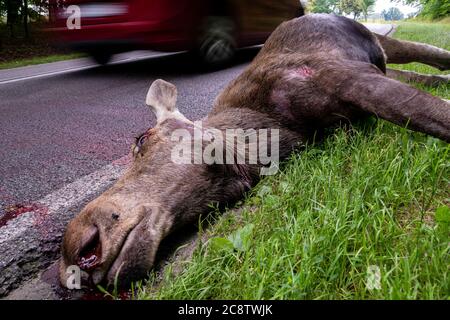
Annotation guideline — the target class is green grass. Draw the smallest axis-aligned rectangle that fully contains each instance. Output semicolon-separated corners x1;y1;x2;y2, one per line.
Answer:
134;22;450;300
0;52;85;70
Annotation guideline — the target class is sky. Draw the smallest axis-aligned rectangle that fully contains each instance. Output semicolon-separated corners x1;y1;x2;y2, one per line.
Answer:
373;0;419;15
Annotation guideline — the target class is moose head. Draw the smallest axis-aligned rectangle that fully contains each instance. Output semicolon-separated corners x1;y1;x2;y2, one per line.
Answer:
59;79;280;287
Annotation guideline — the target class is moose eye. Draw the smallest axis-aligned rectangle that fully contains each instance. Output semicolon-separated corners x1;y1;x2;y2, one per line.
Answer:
132;131;151;157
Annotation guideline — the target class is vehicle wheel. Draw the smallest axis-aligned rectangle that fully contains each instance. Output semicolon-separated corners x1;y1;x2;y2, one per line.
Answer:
91;52;112;65
296;4;305;17
197;16;236;68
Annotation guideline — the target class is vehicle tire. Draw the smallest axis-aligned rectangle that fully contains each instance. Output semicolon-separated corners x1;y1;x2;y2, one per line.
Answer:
90;52;112;65
196;16;236;68
296;4;306;17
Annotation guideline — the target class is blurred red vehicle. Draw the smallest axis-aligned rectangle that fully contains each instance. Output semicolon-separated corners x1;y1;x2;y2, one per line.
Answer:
50;0;303;66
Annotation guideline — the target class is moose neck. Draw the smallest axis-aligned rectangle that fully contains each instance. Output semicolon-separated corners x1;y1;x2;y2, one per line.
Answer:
204;107;278;131
203;107;305;167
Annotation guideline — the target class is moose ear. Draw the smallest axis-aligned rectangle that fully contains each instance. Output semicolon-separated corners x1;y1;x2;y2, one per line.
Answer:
146;79;192;125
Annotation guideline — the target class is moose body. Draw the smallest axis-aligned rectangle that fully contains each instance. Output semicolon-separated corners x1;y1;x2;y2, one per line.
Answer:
60;14;450;288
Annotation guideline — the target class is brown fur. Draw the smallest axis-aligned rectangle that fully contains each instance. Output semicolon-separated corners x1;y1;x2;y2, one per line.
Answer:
60;14;450;288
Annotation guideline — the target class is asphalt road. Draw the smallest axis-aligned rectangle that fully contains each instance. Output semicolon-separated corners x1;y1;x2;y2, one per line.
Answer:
0;51;257;216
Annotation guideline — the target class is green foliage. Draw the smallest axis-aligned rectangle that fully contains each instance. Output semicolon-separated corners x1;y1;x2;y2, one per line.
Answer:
209;224;255;253
400;0;450;19
435;206;450;237
311;0;449;20
0;52;84;70
359;0;376;19
310;0;375;20
340;0;364;18
228;224;255;252
421;0;450;19
310;0;340;14
1;0;55;38
435;206;450;223
209;237;235;252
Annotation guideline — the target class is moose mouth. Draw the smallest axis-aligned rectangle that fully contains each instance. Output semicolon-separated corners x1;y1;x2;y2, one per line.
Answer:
77;230;102;272
77;218;146;286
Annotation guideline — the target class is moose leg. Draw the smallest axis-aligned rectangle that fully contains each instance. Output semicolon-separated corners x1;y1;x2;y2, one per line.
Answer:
386;68;450;87
315;61;450;142
375;34;450;71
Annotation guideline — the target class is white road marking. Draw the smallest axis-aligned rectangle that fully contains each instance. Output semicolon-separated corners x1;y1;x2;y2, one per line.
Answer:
0;52;177;85
0;65;96;85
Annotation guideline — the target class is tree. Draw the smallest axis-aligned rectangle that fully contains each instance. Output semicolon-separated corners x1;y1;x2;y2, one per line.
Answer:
310;0;341;14
5;0;22;37
1;0;65;38
339;0;364;19
23;0;28;37
311;0;376;20
382;7;405;20
398;0;449;19
359;0;375;21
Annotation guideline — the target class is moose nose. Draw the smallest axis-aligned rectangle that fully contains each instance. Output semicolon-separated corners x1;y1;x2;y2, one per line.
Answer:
77;226;102;272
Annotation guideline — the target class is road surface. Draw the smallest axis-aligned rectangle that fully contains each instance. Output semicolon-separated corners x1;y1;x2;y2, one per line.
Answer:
0;51;252;216
0;24;394;299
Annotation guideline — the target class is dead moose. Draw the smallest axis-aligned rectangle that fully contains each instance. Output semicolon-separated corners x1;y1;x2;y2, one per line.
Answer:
60;14;450;289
